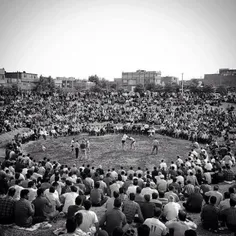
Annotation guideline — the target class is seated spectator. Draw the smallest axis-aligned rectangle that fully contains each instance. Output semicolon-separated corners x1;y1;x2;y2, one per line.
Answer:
90;181;108;206
182;180;194;198
60;185;79;214
201;196;219;232
14;189;35;227
166;210;197;236
163;195;181;221
100;198;127;236
27;180;37;202
67;195;84;219
106;191;120;212
205;185;223;207
158;192;168;205
122;192;144;224
76;200;99;234
144;207;168;236
185;229;197;236
220;199;236;235
134;187;144;203
32;188;51;222
224;165;235;183
63;217;78;235
150;192;162;208
164;185;179;202
140;194;155;220
75;211;93;235
0;187;16;224
183;186;203;213
219;192;230;211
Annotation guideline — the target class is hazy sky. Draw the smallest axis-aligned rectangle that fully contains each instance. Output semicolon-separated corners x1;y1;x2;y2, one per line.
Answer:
0;0;235;80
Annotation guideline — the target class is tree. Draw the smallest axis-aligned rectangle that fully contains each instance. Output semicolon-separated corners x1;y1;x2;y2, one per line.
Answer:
88;75;99;85
134;84;145;94
145;83;156;92
33;76;55;94
202;84;214;94
216;86;227;95
90;84;103;93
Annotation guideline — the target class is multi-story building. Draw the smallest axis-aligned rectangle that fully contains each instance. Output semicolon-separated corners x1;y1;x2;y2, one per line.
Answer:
204;68;236;87
115;70;162;91
55;77;76;90
0;68;7;86
161;76;179;86
5;71;38;90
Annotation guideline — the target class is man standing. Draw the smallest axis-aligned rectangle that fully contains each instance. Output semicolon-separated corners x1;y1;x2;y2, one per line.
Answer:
75;140;79;159
151;138;159;155
129;136;136;150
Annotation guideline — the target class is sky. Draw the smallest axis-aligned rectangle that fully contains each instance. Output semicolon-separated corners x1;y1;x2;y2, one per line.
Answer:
0;0;235;80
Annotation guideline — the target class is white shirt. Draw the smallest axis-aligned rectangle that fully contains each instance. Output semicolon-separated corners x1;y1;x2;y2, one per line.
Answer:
122;134;128;141
141;187;158;198
126;185;138;196
76;209;98;233
144;218;167;236
163;202;181;221
62;192;79;213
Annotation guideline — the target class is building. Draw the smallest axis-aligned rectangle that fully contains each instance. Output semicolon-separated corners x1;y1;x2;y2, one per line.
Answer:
55;77;77;90
5;71;38;90
204;68;236;87
160;76;179;86
115;70;162;91
0;68;7;86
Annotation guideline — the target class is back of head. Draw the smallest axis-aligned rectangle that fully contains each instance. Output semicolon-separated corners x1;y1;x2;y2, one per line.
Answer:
113;191;119;198
152;192;158;199
230;199;236;207
129;192;135;201
20;189;29;198
136;187;141;194
71;185;78;192
66;217;77;233
112;227;124;236
168;195;174;202
83;200;92;210
114;198;122;208
185;230;197;236
210;196;217;205
133;179;138;186
8;187;16;197
75;195;83;206
37;188;44;197
137;224;150;236
144;194;150;202
214;185;219;191
178;210;187;221
153;207;162;218
75;212;83;227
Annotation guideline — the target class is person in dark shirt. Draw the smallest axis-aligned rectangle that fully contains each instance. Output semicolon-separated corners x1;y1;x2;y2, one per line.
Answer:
67;195;84;219
220;199;236;234
140;194;155;220
0;188;16;224
183;186;203;213
201;196;219;232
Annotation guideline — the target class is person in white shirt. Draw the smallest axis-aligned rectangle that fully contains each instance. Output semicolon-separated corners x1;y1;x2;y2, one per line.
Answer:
60;185;79;213
159;160;167;171
163;195;181;221
27;181;37;202
141;182;158;199
75;200;99;233
126;179;139;196
121;134;128;150
144;207;168;236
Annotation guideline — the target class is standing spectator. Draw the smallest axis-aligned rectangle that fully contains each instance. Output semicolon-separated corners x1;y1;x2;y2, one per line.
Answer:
75;140;80;159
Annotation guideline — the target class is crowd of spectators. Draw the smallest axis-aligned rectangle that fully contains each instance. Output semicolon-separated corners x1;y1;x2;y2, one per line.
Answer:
1;91;236;146
0;138;236;236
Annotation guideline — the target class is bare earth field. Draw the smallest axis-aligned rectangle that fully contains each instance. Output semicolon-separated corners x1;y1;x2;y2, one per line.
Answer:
20;133;234;236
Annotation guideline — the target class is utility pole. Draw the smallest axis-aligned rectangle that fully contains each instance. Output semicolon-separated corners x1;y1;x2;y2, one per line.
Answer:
181;73;184;95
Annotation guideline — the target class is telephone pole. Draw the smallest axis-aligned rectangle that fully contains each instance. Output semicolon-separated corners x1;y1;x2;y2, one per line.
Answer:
181;73;184;95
